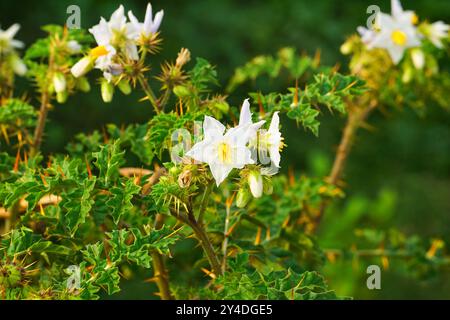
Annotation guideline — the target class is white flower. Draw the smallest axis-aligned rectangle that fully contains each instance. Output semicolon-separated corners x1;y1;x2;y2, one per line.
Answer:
128;3;164;38
89;5;139;61
0;23;24;54
231;99;265;144
427;21;449;49
390;0;418;25
186;116;256;186
357;26;377;45
367;12;420;64
258;112;282;168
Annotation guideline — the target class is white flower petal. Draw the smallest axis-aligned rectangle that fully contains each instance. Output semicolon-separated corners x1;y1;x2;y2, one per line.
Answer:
5;24;20;39
151;10;164;34
209;163;233;186
203;116;226;139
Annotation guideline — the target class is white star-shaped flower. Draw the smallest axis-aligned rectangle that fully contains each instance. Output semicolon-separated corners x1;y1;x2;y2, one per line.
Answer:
186;114;259;187
258;112;283;168
427;21;449;49
0;23;24;54
128;3;164;39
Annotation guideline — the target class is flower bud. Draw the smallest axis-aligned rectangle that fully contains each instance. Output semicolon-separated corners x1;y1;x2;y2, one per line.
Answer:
214;101;230;113
101;80;114;103
236;187;251;208
56;91;68;104
176;48;191;68
263;178;273;195
53;72;67;93
117;79;132;95
178;170;192;188
340;41;353;55
402;66;413;83
411;49;425;70
173;85;191;98
248;170;263;198
76;77;91;92
71;56;94;78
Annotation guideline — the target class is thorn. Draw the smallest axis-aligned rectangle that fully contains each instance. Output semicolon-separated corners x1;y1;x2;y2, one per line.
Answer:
293;79;299;106
313;49;321;66
201;268;216;279
282;216;290;228
1;125;10;145
381;256;389;270
144;276;158;283
254;227;262;245
288;166;295;186
13;148;21;172
39;203;45;216
225;192;236;209
257;93;265;118
265;227;271;241
40;174;48;186
225;221;238;237
85;157;92;179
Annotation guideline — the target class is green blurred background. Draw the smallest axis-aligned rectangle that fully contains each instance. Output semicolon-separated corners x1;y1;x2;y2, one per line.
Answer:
1;0;449;299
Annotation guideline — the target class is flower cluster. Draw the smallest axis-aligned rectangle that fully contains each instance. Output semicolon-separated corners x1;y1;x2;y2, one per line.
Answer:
71;3;163;102
0;23;27;76
186;99;283;203
357;0;449;65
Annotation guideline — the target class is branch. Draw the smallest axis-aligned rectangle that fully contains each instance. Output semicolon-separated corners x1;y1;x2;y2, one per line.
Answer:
312;99;377;232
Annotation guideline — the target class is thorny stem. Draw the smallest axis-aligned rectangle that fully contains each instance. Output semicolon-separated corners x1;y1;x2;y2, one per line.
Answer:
171;206;222;277
31;90;50;156
151;214;174;300
188;217;223;277
138;76;161;114
197;183;213;225
31;41;55;156
312;99;377;232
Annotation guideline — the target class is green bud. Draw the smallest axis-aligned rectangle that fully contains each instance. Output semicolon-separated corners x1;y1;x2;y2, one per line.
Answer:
101;80;114;103
263;178;273;195
214;101;230;113
402;66;413;84
118;79;132;95
236;187;251;208
76;77;91;92
56;91;68;104
173;85;191;98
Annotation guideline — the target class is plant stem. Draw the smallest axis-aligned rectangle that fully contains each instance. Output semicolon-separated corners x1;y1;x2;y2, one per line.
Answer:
151;213;174;300
197;184;213;225
313;99;377;231
138;76;160;114
31;90;50;156
187;216;223;277
31;41;55;156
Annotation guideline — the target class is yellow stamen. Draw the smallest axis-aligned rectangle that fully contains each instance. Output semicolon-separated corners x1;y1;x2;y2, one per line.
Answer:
411;13;419;25
391;30;407;46
90;45;109;58
218;142;232;164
